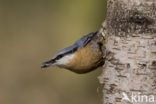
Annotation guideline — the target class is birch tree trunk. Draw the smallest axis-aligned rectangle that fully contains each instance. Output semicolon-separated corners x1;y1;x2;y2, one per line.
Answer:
98;0;156;104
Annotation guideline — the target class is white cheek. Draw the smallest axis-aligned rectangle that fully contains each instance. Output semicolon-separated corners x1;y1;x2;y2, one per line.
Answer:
56;54;75;65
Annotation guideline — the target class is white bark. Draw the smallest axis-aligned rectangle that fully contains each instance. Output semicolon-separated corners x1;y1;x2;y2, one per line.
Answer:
98;0;156;104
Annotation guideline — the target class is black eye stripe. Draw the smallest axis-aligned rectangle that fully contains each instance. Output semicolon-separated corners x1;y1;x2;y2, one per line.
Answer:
58;55;62;58
55;47;78;60
56;55;63;60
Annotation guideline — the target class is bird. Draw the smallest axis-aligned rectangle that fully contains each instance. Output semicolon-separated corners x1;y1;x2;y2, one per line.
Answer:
41;31;104;74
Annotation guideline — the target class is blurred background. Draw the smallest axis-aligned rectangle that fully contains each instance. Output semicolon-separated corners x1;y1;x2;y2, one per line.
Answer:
0;0;106;104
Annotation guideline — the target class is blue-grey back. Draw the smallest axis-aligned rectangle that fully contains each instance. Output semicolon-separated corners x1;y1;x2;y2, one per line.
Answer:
52;32;97;59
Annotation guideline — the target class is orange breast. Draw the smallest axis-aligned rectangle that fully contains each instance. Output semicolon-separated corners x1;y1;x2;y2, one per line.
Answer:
67;44;102;73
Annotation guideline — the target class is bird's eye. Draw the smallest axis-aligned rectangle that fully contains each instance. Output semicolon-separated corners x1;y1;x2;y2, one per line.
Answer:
57;54;63;59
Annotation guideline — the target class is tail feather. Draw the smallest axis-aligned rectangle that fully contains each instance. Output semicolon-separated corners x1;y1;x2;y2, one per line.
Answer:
41;59;55;68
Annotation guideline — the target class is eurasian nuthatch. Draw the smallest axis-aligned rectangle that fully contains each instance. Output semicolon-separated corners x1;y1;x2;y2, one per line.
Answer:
41;31;104;74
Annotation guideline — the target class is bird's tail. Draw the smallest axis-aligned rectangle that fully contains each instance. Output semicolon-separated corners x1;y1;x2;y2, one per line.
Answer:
41;59;56;68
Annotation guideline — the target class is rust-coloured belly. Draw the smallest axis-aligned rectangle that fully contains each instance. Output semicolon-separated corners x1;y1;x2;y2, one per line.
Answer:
66;44;103;73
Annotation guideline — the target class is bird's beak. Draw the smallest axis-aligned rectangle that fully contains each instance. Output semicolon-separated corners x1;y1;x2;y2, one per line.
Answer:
41;59;56;68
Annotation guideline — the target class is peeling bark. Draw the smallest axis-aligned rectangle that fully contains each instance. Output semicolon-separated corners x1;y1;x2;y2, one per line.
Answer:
98;0;156;104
